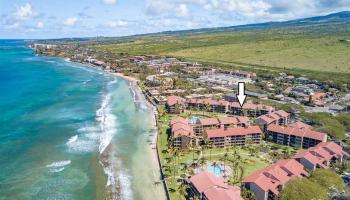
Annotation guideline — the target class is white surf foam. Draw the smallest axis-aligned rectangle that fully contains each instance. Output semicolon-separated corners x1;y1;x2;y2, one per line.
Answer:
119;169;133;200
66;130;97;153
49;167;65;173
67;135;78;144
46;160;71;168
96;92;117;154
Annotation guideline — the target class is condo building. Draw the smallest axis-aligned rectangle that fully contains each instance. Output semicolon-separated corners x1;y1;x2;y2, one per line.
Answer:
242;159;309;200
189;171;243;200
266;124;327;148
205;126;263;148
293;141;349;170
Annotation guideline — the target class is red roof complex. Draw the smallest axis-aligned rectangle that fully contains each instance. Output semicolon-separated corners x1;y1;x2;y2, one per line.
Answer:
186;97;275;117
189;171;243;200
206;126;262;138
242;159;309;200
293;142;349;170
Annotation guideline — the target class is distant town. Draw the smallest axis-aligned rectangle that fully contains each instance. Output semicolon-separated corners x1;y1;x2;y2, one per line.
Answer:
31;42;350;200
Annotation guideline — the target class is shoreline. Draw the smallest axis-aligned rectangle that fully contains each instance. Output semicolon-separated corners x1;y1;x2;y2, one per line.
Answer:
60;55;167;199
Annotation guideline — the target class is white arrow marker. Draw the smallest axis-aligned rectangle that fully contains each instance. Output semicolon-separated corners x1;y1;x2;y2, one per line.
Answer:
237;82;247;107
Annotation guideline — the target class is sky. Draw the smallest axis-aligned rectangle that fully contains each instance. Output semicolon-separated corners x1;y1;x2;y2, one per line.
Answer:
1;0;350;39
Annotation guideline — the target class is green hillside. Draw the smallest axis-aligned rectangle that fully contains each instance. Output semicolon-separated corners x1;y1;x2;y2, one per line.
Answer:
89;12;350;84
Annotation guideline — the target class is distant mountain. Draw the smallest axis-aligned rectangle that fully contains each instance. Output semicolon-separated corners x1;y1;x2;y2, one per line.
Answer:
37;11;350;43
156;11;350;36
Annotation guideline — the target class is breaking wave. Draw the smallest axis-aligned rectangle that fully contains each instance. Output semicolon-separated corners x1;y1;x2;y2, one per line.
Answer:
46;160;71;168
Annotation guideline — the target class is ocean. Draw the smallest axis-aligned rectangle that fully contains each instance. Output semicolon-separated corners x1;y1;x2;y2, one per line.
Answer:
0;40;164;200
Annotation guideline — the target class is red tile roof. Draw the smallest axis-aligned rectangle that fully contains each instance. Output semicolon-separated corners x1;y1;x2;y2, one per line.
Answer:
257;110;290;124
199;118;220;126
190;171;243;200
267;124;327;141
287;121;313;130
230;102;274;111
170;117;188;126
242;159;308;195
293;142;348;167
218;116;249;126
206;126;262;138
167;96;185;106
171;117;194;138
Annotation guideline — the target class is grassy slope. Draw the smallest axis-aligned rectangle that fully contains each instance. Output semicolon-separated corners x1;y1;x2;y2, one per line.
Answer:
91;24;350;82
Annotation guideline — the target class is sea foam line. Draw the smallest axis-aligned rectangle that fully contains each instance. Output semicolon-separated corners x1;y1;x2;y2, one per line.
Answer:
96;92;117;154
46;160;71;168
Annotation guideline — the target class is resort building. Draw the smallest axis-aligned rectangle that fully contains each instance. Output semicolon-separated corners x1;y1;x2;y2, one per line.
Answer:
185;97;274;117
171;116;250;147
293;142;349;171
188;171;243;200
192;116;250;136
266;124;327;148
228;102;274;117
205;126;263;148
171;117;195;148
256;110;291;131
166;96;186;114
186;98;228;113
242;159;309;200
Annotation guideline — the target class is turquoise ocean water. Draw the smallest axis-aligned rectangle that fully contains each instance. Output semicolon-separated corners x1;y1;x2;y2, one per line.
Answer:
0;40;163;200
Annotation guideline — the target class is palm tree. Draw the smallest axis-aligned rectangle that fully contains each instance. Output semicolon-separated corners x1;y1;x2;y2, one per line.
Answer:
199;156;207;170
187;143;195;163
178;178;188;200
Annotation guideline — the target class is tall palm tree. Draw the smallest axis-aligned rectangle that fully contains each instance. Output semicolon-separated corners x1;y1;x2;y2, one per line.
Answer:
178;178;188;200
199;156;207;170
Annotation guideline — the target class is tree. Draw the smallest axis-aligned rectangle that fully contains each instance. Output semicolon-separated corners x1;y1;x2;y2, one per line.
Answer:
241;187;257;200
280;178;328;200
309;169;345;192
178;179;188;200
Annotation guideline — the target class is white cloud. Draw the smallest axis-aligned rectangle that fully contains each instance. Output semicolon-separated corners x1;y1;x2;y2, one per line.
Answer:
5;22;20;30
177;4;190;18
145;0;174;15
106;20;128;28
64;17;78;26
103;0;117;5
37;22;44;28
14;3;37;20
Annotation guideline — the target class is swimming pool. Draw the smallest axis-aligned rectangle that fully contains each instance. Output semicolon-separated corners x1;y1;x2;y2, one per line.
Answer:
207;164;222;177
188;116;200;124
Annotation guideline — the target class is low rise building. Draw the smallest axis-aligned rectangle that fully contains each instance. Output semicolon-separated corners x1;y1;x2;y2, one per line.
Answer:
171;117;195;148
256;110;291;131
267;124;327;148
192;116;250;136
189;171;243;200
293;142;349;171
242;159;309;200
205;126;263;147
166;96;186;114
